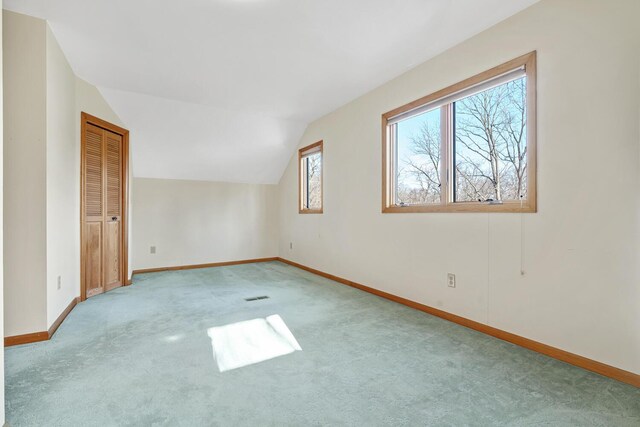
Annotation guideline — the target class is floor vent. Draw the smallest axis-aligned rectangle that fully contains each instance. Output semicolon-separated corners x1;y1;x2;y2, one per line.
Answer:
244;296;269;302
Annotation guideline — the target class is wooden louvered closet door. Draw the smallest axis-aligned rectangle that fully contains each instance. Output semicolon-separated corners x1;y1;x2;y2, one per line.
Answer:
83;123;124;298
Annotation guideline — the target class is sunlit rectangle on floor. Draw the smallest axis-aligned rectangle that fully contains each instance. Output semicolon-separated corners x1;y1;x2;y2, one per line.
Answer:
207;314;302;372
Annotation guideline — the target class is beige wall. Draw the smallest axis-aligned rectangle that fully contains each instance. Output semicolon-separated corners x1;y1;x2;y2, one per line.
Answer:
3;11;47;336
3;11;128;336
75;78;124;128
46;24;78;326
277;0;640;374
132;178;278;271
1;3;5;424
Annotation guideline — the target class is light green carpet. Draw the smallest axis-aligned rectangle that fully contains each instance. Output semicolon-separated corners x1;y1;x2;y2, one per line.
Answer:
5;261;640;426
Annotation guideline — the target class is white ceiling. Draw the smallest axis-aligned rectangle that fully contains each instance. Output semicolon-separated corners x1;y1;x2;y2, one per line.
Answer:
5;0;538;184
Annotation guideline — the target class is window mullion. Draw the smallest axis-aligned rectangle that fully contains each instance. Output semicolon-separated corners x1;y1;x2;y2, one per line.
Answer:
441;104;453;206
449;102;454;205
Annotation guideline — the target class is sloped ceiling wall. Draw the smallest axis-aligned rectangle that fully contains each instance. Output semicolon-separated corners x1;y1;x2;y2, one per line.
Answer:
4;0;538;184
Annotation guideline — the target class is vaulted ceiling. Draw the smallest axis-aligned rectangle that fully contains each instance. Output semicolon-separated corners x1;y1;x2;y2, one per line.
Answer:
4;0;538;184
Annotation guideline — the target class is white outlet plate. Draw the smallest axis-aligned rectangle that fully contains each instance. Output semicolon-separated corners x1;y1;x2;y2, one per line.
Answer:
447;273;456;288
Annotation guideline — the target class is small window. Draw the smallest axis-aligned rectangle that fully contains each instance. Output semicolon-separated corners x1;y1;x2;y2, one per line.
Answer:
299;141;323;214
383;52;536;213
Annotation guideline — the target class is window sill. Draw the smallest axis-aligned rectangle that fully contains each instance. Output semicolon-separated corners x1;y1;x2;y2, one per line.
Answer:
382;202;536;214
299;209;323;214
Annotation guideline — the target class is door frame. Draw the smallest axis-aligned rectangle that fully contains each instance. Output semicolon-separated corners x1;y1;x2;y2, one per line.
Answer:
80;112;130;301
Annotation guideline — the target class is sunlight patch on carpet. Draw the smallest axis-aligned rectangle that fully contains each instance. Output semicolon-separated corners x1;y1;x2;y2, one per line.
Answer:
207;315;302;372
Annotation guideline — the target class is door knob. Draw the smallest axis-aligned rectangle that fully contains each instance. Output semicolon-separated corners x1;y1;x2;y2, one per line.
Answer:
112;216;117;221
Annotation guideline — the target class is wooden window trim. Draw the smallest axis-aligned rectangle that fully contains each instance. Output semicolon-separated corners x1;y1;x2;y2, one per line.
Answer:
80;112;130;300
382;51;537;213
298;140;323;214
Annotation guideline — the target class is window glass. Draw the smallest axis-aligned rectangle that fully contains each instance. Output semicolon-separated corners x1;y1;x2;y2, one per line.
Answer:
304;152;322;210
454;77;527;202
299;141;323;213
395;108;441;205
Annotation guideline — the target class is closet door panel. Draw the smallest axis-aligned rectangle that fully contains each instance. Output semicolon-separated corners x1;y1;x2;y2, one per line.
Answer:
103;130;123;290
85;222;103;297
83;123;105;297
82;121;125;298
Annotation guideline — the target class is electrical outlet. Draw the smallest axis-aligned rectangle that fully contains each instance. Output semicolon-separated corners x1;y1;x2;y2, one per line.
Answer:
447;273;456;288
150;246;156;254
57;276;62;290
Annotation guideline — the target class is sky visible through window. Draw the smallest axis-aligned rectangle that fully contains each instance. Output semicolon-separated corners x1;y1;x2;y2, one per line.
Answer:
396;108;441;204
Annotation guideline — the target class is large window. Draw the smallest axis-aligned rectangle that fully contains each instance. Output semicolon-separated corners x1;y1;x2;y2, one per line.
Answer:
299;141;323;213
382;52;536;213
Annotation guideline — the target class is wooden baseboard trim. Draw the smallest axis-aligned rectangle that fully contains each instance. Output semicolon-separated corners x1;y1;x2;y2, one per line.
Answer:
5;296;80;347
48;297;80;339
276;257;639;388
132;257;278;276
4;331;50;347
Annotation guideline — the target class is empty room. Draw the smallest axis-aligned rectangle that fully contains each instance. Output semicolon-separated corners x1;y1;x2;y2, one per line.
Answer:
1;0;639;425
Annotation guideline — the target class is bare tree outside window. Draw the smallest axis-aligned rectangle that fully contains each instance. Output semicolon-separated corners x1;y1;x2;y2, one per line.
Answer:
396;77;526;205
383;52;536;213
305;152;322;209
299;140;323;213
396;108;441;205
454;77;527;202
